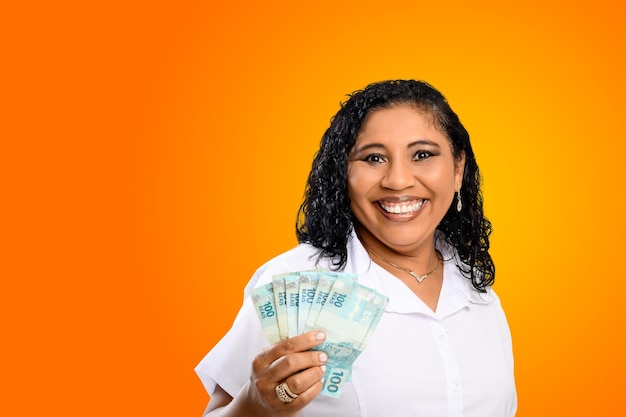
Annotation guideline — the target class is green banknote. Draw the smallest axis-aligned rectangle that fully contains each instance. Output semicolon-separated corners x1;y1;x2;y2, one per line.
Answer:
312;277;388;397
250;270;388;398
271;273;289;340
304;272;356;332
297;272;319;335
249;283;280;344
284;274;300;338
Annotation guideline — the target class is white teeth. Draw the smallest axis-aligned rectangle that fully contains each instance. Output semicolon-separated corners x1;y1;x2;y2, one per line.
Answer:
380;200;424;214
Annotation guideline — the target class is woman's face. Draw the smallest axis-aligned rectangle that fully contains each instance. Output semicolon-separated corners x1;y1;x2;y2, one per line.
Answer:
347;105;465;255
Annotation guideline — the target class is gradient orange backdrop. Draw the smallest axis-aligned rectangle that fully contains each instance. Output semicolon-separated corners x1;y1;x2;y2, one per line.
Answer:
3;1;625;415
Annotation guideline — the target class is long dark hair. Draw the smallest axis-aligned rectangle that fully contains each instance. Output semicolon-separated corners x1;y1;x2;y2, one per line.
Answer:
296;80;494;292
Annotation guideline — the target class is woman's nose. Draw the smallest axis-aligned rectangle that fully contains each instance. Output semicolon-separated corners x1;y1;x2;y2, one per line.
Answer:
380;160;416;190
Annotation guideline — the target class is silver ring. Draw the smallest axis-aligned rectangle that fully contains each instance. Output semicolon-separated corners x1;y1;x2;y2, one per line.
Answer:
275;381;298;403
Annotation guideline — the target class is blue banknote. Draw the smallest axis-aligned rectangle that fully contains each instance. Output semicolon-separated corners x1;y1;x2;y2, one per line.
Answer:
249;283;281;344
251;270;388;398
312;277;388;397
271;273;289;340
297;272;319;334
284;274;300;338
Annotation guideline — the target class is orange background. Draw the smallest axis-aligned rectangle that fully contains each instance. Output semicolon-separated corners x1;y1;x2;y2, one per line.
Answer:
3;1;625;415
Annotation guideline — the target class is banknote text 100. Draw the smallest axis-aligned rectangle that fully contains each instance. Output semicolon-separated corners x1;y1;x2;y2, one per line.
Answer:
302;288;315;303
326;370;345;393
259;301;275;318
331;293;347;308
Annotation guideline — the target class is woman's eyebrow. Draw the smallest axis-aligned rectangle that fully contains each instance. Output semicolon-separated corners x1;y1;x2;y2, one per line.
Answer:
354;139;441;154
352;143;385;154
408;139;441;148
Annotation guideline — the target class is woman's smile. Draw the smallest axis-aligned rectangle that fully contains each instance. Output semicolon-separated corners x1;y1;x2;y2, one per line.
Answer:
377;198;426;217
347;104;464;253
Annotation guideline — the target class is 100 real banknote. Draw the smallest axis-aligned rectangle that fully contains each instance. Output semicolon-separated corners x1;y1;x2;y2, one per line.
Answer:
250;271;388;398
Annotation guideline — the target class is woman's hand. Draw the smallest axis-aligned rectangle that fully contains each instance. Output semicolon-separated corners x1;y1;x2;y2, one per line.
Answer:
247;330;328;416
205;331;328;417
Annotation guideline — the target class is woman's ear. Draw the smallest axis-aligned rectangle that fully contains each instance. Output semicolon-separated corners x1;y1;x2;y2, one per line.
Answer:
455;151;466;191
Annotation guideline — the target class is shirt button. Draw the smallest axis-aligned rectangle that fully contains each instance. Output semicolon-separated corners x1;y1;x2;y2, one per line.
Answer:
439;333;447;342
453;382;460;393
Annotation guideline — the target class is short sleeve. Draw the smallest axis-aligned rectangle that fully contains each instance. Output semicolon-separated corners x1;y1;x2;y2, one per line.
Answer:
194;297;269;397
194;248;318;397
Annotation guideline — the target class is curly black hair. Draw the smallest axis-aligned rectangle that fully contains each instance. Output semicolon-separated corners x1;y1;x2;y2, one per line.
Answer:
296;80;494;292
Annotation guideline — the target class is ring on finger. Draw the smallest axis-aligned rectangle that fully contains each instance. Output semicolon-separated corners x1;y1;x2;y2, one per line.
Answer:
275;381;298;403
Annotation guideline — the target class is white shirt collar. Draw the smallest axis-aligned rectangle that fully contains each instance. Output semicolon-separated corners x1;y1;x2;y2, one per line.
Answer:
344;229;495;318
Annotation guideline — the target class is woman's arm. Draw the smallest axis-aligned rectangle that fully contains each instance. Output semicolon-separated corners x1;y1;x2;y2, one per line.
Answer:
202;385;232;416
203;331;328;417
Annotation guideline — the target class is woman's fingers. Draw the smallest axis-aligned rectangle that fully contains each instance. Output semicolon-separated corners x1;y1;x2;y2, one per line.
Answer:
261;331;326;364
250;330;328;410
266;364;326;411
253;348;327;386
264;349;327;385
283;362;327;396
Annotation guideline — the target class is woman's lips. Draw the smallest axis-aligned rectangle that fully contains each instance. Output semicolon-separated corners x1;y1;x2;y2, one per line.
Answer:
377;199;425;214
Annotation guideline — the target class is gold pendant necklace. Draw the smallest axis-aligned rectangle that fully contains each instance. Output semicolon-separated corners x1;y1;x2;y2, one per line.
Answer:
367;248;441;283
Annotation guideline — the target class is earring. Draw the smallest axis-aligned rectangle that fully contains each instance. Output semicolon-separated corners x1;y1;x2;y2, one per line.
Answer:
456;191;462;212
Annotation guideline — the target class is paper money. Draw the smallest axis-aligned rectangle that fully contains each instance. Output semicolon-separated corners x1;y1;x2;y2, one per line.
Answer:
312;278;387;397
303;272;335;332
249;283;281;344
317;347;359;397
360;290;389;347
304;272;356;332
271;274;289;340
284;274;300;338
251;270;388;398
297;272;318;334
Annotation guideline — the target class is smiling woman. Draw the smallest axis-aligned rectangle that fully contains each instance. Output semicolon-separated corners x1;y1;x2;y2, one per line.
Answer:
347;106;465;310
195;80;516;417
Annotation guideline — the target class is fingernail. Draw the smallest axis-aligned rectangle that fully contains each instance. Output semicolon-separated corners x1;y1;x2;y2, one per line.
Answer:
319;352;328;362
315;331;326;341
320;364;327;373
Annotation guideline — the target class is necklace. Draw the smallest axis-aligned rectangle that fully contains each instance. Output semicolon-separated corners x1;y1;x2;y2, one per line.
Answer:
367;248;441;283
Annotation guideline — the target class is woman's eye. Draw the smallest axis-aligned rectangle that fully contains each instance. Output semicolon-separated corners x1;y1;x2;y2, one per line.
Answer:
414;150;433;160
364;154;386;164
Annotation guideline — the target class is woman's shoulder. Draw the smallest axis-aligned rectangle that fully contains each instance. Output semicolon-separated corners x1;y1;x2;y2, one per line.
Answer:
243;242;328;297
258;242;325;275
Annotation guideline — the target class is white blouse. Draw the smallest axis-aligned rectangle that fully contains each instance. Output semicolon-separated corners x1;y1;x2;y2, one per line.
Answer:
196;233;517;417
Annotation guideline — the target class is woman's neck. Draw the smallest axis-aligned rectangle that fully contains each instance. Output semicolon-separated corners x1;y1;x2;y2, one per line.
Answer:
355;225;439;270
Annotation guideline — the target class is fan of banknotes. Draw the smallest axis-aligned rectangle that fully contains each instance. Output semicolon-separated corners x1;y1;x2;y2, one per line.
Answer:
250;271;389;398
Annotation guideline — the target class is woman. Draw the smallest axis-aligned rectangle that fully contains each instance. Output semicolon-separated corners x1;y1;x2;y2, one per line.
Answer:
196;80;517;416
